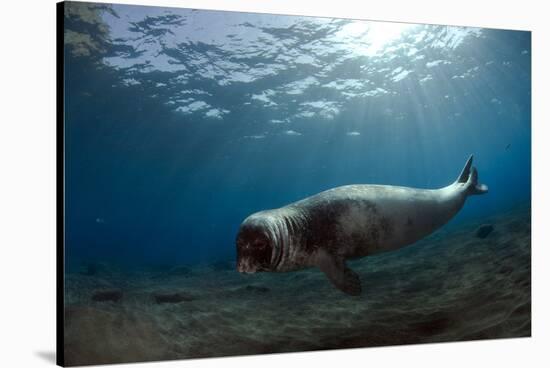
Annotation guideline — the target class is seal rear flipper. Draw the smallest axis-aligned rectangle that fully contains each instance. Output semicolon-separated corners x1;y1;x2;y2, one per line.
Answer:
317;251;362;296
467;167;489;195
456;154;473;184
456;155;488;195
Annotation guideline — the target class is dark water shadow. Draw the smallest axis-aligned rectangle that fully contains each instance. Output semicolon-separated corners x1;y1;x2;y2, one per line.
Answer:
35;351;56;364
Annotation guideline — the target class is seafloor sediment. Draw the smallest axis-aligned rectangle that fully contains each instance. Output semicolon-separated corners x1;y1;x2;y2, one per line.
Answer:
64;206;531;366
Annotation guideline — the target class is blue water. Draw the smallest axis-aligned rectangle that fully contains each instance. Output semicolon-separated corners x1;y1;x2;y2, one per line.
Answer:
63;2;531;270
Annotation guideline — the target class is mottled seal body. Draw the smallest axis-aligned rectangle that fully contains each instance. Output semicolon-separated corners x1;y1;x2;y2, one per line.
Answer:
236;155;488;295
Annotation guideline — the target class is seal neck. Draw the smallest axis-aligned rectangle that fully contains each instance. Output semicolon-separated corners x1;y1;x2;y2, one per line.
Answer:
264;206;307;272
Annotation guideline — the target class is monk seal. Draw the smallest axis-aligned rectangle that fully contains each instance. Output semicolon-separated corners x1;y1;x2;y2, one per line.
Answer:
236;155;488;295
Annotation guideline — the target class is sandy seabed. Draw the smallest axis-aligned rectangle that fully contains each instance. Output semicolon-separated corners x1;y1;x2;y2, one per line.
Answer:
63;206;531;366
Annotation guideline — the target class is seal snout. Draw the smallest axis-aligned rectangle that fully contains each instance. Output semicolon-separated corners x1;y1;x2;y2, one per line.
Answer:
236;258;259;274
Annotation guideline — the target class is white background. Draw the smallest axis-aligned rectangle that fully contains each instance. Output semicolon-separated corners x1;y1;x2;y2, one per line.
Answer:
0;0;548;367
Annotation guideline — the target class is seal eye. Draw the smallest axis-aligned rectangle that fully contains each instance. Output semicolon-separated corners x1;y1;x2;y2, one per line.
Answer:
254;239;267;249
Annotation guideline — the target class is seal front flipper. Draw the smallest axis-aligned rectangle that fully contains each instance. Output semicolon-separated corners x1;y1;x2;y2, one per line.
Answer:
316;250;362;296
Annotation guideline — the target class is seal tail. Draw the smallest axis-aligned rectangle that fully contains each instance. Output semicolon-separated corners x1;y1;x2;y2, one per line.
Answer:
456;154;489;195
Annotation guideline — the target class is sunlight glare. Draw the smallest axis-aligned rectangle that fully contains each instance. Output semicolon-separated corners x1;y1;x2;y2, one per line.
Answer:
340;21;415;56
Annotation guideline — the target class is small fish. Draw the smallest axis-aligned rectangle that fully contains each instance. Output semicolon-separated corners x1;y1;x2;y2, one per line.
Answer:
505;143;511;150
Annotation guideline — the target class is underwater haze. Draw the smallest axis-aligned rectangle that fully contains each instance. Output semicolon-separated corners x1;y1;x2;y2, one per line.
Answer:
62;2;531;365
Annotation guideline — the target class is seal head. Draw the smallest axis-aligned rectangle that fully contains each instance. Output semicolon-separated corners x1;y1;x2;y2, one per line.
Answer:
236;212;281;273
